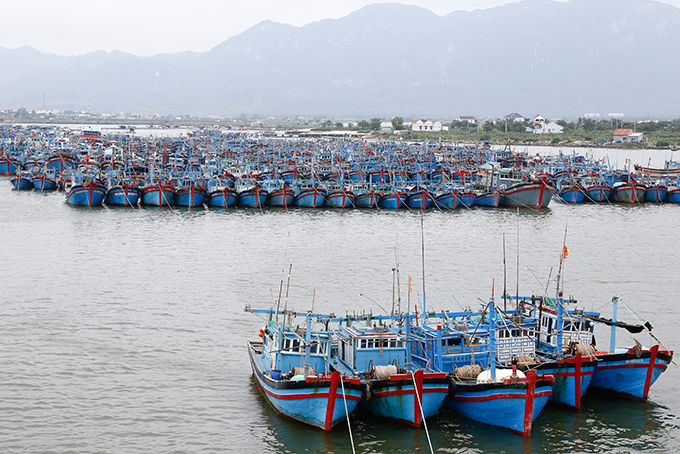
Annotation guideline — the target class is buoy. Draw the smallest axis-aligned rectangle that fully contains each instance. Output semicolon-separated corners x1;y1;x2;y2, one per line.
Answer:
258;327;264;338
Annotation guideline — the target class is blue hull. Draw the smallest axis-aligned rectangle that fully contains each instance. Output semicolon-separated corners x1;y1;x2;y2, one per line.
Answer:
378;192;404;210
207;188;237;208
266;188;295;207
325;190;354;208
609;184;645;204
666;188;680;203
106;186;140;206
501;182;552;209
361;371;449;427
644;186;667;203
457;191;475;207
444;372;553;436
559;187;586;204
0;158;23;175
141;184;176;207
293;188;326;208
474;191;501;207
590;346;672;400
405;190;435;210
532;355;597;409
586;184;612;202
248;341;363;430
66;182;107;207
32;176;59;192
435;192;459;210
175;186;206;207
11;176;34;190
354;191;379;208
237;187;268;208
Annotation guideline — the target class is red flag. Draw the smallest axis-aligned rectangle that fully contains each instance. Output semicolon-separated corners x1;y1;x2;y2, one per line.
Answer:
562;245;569;259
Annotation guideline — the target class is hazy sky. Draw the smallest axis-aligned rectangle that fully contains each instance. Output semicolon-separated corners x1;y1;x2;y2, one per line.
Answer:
3;0;680;56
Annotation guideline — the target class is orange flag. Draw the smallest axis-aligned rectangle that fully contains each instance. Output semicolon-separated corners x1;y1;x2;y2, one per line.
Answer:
562;245;569;259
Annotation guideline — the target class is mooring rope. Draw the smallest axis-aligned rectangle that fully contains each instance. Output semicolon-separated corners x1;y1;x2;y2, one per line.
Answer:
340;377;356;454
412;372;435;454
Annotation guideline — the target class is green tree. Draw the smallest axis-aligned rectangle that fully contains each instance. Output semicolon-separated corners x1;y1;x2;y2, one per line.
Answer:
335;122;344;129
358;120;370;129
370;118;381;131
391;117;404;130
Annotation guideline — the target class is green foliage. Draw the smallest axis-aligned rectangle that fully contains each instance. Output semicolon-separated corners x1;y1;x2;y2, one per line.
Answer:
370;118;381;131
357;120;370;129
391;117;404;130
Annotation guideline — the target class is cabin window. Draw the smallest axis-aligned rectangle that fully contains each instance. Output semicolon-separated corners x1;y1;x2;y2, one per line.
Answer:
360;339;367;349
512;329;520;337
292;339;300;352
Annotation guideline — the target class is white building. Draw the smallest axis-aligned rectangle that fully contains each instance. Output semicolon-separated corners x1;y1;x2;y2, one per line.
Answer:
532;121;564;134
411;119;443;132
613;128;644;143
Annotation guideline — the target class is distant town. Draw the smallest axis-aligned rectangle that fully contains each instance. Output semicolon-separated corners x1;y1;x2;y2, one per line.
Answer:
2;108;678;148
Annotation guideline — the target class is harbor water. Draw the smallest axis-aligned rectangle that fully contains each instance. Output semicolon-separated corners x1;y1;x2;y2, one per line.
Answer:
0;179;678;453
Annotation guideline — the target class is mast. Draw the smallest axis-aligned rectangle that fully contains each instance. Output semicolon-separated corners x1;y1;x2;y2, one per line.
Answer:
610;296;618;354
555;227;568;359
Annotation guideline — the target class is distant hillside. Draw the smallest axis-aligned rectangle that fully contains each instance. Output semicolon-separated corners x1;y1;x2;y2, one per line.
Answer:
1;0;679;119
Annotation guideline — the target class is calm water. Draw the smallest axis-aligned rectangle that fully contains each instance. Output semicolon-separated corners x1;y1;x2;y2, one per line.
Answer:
0;181;678;453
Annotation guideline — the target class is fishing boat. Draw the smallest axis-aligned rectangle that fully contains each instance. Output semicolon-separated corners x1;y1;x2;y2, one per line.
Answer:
473;190;502;208
245;307;364;430
236;182;267;208
141;181;176;207
404;187;435;210
557;181;586;204
353;184;380;208
207;186;237;209
456;190;476;208
410;296;554;436
65;180;107;207
11;172;34;190
377;190;405;210
264;179;295;208
32;170;59;192
331;321;450;427
643;183;668;203
500;181;552;209
0;155;23;175
174;182;207;208
434;189;459;210
586;296;673;401
292;183;326;208
105;182;141;206
609;181;646;204
666;186;680;204
324;185;355;208
585;183;612;203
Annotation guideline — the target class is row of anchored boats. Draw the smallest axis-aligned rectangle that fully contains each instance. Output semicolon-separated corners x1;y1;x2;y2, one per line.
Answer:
2;125;679;210
245;266;672;438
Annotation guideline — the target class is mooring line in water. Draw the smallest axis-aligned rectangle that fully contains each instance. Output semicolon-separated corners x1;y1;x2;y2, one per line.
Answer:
340;377;356;454
412;372;434;454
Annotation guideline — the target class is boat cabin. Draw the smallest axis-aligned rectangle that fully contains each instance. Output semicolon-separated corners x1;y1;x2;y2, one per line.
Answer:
334;325;407;372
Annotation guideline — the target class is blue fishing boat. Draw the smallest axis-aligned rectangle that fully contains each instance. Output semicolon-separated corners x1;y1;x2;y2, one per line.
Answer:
207;187;237;209
410;296;553;436
65;180;107;207
587;296;673;400
141;182;176;207
236;182;267;208
32;171;59;192
46;154;76;173
245;307;364;430
265;186;295;208
473;190;501;208
377;190;405;210
457;190;476;208
500;181;552;209
353;185;380;208
11;172;34;190
643;184;667;203
325;186;354;208
557;182;586;204
293;184;326;208
0;155;23;175
175;183;206;208
106;183;140;206
434;190;459;210
666;187;680;203
444;296;553;436
368;168;390;184
404;187;435;210
331;322;450;427
609;181;645;204
585;183;612;203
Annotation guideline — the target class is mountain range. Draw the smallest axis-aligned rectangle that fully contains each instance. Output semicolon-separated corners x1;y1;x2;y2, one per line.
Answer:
2;0;679;120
